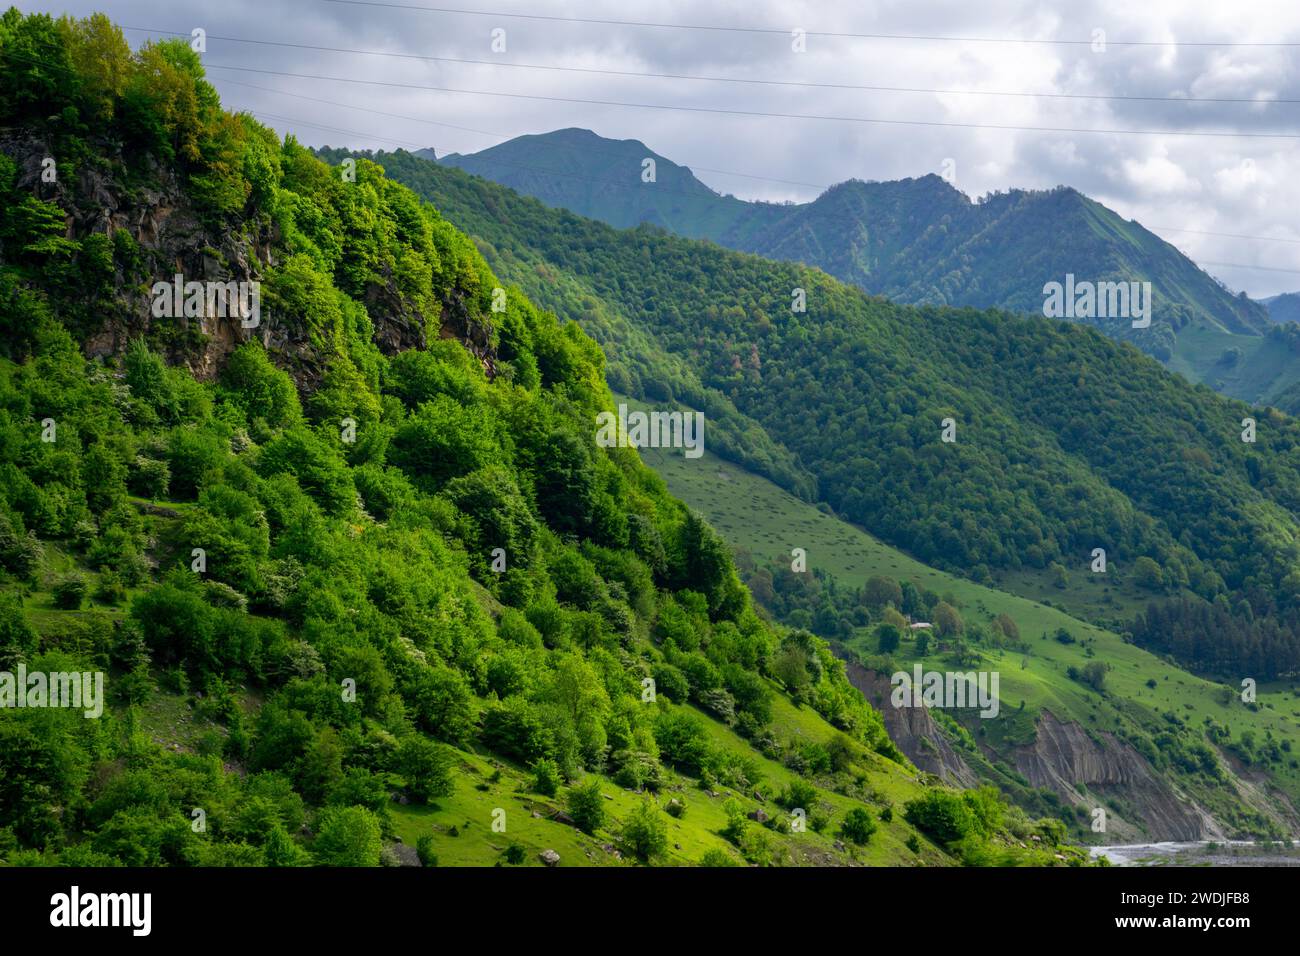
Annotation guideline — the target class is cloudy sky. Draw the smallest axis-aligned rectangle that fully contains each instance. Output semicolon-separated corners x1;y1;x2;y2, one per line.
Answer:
21;0;1300;296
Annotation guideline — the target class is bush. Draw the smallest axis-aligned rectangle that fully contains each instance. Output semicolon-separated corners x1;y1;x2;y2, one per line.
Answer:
0;513;42;578
502;842;526;865
698;847;739;867
130;456;171;498
777;779;818;812
876;622;901;654
531;758;561;797
415;834;438;867
566;780;606;834
840;806;878;845
616;800;668;863
650;662;689;703
312;806;383;866
904;790;976;845
52;574;88;609
396;736;454;803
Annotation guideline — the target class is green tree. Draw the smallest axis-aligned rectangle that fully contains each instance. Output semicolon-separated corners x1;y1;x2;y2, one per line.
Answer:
840;806;878;845
875;622;902;654
932;601;963;638
1134;556;1164;591
566;780;606;834
863;575;903;609
397;735;454;803
616;800;668;863
312;806;383;866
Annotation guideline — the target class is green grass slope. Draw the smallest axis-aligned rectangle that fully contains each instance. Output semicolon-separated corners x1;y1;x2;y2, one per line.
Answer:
635;428;1300;841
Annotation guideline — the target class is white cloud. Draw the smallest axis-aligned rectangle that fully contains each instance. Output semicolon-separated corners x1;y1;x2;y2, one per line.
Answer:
22;0;1300;294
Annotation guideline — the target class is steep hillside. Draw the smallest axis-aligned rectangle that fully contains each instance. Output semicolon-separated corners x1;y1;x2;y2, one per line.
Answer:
633;428;1300;842
345;148;1300;686
442;129;1296;405
0;9;1079;868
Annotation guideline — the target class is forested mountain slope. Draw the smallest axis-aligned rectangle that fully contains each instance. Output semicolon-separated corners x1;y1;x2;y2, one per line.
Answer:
442;129;1298;406
0;9;1083;868
348;148;1300;683
636;432;1300;842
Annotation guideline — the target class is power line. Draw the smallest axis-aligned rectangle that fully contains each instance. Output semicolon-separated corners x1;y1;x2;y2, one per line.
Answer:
220;77;828;189
242;108;431;148
1199;261;1300;276
202;63;1300;140
4;41;1292;273
225;79;1300;254
211;74;1300;250
1152;226;1300;246
234;103;1300;281
118;25;1300;106
319;0;1300;47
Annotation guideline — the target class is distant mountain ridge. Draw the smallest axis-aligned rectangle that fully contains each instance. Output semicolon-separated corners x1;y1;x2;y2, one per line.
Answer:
441;128;1296;405
1264;292;1300;325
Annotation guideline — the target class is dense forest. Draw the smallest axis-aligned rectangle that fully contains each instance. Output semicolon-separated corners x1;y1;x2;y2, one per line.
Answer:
0;9;1087;867
350;147;1300;681
442;128;1286;399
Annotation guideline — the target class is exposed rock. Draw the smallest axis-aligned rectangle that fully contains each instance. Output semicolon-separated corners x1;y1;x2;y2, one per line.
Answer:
839;656;980;787
1009;710;1211;841
385;842;421;867
747;808;768;823
539;849;560;867
837;648;1300;842
0;129;502;401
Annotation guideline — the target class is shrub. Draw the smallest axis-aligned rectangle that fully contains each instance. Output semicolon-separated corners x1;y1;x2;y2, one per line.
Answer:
502;842;526;865
698;847;739;867
531;758;561;797
52;574;88;609
876;622;902;654
777;778;818;812
616;800;668;863
130;456;171;498
415;834;438;867
566;780;606;834
396;735;454;803
650;662;689;703
904;790;976;845
840;806;878;845
312;806;383;866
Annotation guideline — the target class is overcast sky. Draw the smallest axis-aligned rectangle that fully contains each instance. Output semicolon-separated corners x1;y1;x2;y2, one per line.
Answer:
20;0;1300;296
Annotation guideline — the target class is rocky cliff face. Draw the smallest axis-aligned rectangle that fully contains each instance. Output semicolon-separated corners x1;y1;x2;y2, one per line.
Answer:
841;658;980;788
1;129;497;387
837;652;1299;842
1008;710;1212;841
